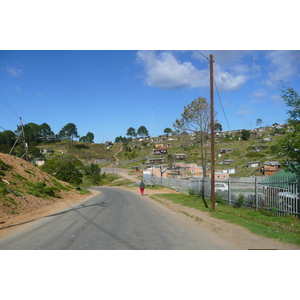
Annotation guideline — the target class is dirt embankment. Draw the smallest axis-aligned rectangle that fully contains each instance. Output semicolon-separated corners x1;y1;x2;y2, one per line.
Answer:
0;153;91;233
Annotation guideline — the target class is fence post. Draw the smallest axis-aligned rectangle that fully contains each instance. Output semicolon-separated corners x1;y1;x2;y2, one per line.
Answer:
255;176;258;211
228;177;231;206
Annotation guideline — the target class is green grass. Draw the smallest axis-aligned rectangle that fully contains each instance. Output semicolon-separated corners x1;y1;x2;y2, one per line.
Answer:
150;193;300;246
77;188;92;195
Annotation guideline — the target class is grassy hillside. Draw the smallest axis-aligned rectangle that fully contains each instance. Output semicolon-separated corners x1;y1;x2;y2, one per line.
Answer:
36;140;120;166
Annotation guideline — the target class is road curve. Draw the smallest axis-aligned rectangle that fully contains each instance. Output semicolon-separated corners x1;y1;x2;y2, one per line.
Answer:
0;187;238;250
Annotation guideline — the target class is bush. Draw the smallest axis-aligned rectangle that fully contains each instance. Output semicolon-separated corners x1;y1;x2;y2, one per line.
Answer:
236;194;244;208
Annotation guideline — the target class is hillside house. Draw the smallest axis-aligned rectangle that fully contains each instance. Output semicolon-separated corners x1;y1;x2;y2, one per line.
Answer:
146;157;165;164
223;159;234;165
247;162;259;168
153;148;168;155
220;148;232;154
261;137;272;142
155;143;164;148
214;172;230;181
174;153;188;160
262;161;280;176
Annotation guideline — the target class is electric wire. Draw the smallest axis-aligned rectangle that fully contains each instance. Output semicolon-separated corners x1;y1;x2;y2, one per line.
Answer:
213;79;241;157
196;50;209;61
0;93;20;119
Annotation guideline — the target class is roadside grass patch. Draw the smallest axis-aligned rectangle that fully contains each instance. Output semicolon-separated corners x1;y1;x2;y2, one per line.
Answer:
151;193;300;246
27;182;60;198
50;178;71;191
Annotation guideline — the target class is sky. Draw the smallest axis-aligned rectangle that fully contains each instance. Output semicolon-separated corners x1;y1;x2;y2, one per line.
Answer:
1;50;300;143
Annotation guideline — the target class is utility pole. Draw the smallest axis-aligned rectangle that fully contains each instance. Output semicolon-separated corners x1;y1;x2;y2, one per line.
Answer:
20;117;29;161
210;54;215;210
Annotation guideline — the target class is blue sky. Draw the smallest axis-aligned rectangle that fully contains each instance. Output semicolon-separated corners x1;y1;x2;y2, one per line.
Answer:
1;50;299;143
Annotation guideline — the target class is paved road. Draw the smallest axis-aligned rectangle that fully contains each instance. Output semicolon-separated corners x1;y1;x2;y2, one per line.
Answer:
0;187;237;250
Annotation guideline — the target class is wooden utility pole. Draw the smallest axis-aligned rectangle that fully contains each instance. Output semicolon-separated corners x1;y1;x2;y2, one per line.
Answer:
20;118;29;161
210;54;215;210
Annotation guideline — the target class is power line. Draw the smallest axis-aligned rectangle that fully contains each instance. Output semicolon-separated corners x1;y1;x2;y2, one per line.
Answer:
0;109;18;127
196;50;209;61
0;125;8;131
0;93;20;119
213;79;241;158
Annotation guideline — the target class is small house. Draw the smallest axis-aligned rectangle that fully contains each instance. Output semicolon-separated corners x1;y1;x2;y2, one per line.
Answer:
247;162;259;168
223;159;234;165
174;153;188;160
214;172;229;181
153;148;168;155
220;148;233;154
146;157;165;164
262;161;280;176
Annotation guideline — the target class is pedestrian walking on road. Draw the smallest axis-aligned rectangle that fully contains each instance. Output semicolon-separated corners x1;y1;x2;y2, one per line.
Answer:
140;180;145;196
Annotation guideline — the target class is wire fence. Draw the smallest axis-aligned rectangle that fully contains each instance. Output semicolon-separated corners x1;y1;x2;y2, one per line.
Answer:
148;175;300;218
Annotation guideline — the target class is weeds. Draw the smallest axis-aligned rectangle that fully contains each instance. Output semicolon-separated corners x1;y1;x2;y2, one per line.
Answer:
27;182;60;198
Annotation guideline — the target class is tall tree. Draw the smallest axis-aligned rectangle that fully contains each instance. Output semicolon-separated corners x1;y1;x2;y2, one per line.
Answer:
137;125;149;138
276;84;300;175
126;127;137;139
214;122;222;131
59;123;79;147
173;97;211;177
164;128;172;135
40;123;54;144
241;129;251;140
79;132;94;143
256;118;263;127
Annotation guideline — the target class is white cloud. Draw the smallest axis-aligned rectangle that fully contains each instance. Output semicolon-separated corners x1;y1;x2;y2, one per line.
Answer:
236;109;254;116
214;64;248;91
136;51;208;89
136;51;249;91
6;66;23;77
265;50;300;87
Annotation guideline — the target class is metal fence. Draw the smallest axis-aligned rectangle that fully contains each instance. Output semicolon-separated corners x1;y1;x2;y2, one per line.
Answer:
148;175;300;218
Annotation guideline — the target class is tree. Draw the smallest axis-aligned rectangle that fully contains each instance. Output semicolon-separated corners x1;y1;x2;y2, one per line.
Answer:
0;130;16;147
42;155;84;185
276;84;300;175
126;127;137;139
137;126;149;138
85;163;101;185
164;128;172;135
115;136;127;143
173;97;211;177
59;123;79;148
79;132;94;143
256;118;263;127
39;123;54;144
214;123;222;131
241;129;251;140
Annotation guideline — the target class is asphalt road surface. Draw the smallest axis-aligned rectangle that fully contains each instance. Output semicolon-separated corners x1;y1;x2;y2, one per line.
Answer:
0;187;236;250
